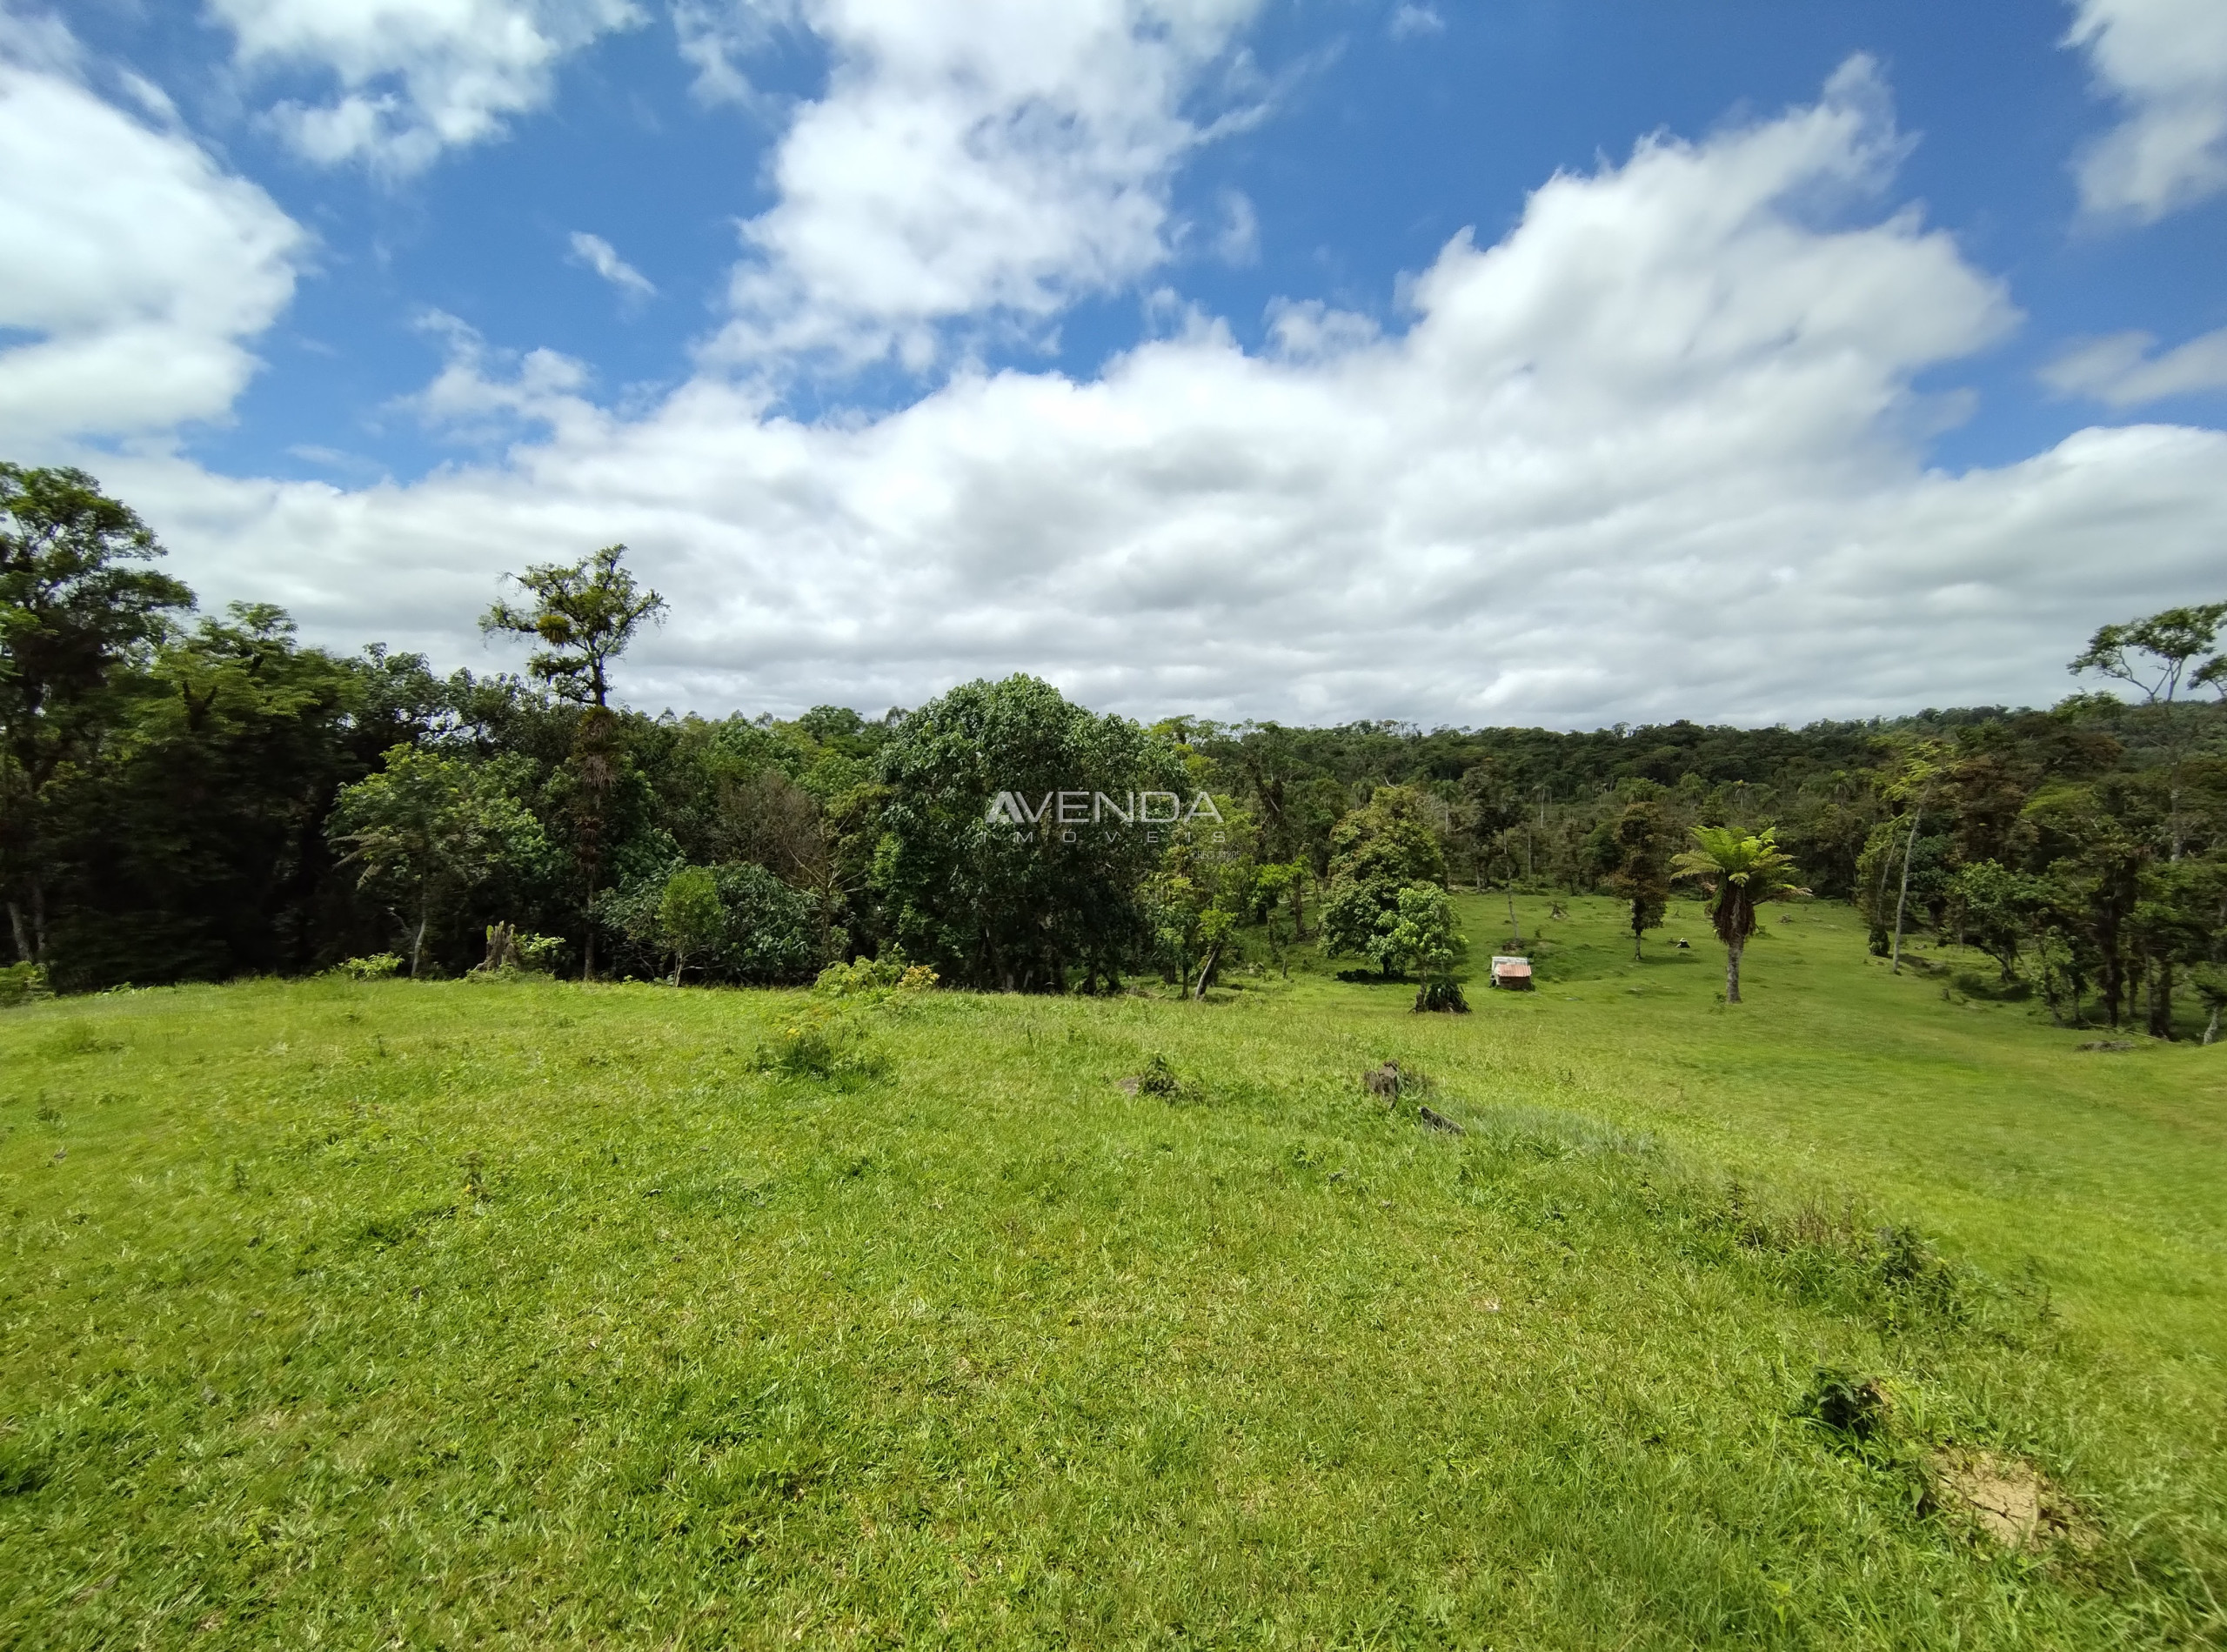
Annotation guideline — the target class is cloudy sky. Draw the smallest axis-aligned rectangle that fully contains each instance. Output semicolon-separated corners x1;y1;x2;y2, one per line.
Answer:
4;0;2224;727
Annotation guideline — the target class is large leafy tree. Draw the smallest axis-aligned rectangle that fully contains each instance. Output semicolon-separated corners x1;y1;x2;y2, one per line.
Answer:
481;544;665;978
1948;859;2038;984
1;465;193;963
328;746;545;978
869;675;1180;992
1386;881;1469;1010
1318;785;1447;975
1671;826;1805;1004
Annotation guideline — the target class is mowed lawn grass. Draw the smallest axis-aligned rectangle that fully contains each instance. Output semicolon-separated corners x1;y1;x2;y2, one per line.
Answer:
3;897;2223;1649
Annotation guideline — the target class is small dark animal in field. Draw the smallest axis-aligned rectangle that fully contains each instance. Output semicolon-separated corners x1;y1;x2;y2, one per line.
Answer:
1418;1105;1464;1135
1364;1061;1402;1104
1674;938;1691;949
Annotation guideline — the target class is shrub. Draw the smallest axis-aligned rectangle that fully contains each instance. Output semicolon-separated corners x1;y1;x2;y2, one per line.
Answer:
1137;1053;1182;1099
813;948;940;1000
1414;979;1470;1013
473;922;566;978
0;962;52;1007
1800;1368;1889;1446
515;932;566;972
331;953;402;980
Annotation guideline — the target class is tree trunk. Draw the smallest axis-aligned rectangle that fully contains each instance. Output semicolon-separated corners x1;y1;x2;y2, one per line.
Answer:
411;894;430;979
1631;907;1643;961
1889;801;1924;975
5;899;27;965
1725;936;1743;1004
2149;957;2174;1040
2204;1004;2219;1046
1192;941;1221;1000
1506;880;1522;946
19;876;48;966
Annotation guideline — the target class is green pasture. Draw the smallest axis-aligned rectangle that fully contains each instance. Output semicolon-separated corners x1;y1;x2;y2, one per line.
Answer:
3;896;2223;1648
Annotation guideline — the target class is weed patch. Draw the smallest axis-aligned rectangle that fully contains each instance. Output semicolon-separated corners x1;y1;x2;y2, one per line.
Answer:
751;1008;888;1084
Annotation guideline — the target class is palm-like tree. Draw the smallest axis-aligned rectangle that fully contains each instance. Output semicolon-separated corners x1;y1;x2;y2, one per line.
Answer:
1671;826;1806;1004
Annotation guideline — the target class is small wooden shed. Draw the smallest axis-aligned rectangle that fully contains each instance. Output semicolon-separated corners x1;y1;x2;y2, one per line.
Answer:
1489;955;1534;990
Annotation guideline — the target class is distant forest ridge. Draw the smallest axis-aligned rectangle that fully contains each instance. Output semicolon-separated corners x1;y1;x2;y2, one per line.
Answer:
6;462;2225;1037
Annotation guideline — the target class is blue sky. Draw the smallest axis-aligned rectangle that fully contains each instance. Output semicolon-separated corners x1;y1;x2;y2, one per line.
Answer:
5;0;2226;724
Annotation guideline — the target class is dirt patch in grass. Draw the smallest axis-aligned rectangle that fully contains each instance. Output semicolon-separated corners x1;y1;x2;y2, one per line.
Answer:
1926;1448;2098;1553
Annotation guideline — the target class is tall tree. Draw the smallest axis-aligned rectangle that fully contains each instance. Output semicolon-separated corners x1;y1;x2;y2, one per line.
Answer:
1877;738;1948;974
2070;601;2227;862
480;544;668;711
1671;826;1805;1004
2071;603;2227;705
1;465;193;963
1590;794;1675;960
481;544;665;977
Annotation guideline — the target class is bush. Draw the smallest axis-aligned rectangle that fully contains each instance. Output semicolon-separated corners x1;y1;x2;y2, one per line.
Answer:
473;922;566;978
1137;1053;1182;1099
331;953;402;980
1800;1368;1889;1447
0;962;51;1007
1414;979;1469;1013
813;948;940;1000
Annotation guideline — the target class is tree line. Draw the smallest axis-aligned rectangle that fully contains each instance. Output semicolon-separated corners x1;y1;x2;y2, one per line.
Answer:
4;464;2224;1033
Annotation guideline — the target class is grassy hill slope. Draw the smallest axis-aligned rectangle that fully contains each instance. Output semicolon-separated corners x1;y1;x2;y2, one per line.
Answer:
3;896;2223;1649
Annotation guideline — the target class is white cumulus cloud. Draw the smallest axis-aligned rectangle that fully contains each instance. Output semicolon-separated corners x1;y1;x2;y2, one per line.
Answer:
568;231;657;301
78;60;2227;729
208;0;643;175
2066;0;2227;220
706;0;1267;373
0;29;305;451
2043;325;2227;405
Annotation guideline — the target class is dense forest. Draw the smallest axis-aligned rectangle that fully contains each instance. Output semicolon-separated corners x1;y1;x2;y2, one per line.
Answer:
5;463;2224;1034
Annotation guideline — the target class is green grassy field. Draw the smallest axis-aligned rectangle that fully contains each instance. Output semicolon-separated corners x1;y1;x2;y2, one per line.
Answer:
3;896;2223;1649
